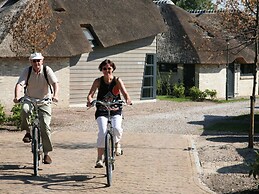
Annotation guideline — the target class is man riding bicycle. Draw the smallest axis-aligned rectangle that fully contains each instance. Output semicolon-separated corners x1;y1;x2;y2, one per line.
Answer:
13;52;59;164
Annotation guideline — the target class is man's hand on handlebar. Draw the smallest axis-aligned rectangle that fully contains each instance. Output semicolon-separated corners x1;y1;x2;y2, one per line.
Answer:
13;97;20;104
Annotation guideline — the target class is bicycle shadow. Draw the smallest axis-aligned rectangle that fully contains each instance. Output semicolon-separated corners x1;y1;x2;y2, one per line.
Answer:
0;163;109;190
0;163;36;174
0;169;108;190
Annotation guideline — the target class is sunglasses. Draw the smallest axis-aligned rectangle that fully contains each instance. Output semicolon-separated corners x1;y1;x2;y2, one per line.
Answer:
102;67;112;71
32;59;41;63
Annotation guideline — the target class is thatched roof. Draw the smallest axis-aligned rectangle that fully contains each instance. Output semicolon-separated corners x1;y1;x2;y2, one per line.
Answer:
157;4;255;64
0;0;166;58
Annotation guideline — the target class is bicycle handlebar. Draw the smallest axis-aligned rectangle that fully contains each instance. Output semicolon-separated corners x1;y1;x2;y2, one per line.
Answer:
90;100;125;107
18;97;52;106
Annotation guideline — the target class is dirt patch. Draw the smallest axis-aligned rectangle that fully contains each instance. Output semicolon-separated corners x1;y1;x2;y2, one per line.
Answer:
196;135;259;194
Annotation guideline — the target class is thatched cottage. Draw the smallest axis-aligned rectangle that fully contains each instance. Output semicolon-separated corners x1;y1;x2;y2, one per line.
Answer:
155;3;256;99
0;0;166;108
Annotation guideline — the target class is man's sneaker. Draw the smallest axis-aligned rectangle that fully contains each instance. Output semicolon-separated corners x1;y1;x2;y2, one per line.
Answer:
115;143;123;156
22;133;32;143
43;155;52;164
95;159;104;168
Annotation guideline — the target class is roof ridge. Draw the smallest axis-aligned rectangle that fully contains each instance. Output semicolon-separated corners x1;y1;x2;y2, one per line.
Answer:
153;0;174;5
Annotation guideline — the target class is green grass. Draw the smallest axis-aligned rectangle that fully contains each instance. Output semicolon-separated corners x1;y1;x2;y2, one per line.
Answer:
204;122;255;133
157;95;191;102
204;114;259;133
157;95;250;103
212;97;249;103
232;114;259;121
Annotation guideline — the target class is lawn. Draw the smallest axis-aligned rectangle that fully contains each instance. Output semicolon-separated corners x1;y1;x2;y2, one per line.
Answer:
204;114;259;133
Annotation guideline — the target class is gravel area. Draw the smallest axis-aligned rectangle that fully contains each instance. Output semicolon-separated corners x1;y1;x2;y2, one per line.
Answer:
51;100;250;134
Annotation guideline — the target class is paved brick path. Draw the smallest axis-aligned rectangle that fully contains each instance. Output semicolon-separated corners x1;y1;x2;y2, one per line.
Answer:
0;129;214;194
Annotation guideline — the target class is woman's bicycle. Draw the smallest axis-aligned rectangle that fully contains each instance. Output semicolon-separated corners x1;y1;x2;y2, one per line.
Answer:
89;100;125;187
19;97;52;176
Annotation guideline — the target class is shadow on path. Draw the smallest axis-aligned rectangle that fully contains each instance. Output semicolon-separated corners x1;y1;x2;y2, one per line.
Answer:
0;167;108;191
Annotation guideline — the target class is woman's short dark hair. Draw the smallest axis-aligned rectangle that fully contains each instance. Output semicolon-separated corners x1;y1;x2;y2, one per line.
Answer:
98;59;116;71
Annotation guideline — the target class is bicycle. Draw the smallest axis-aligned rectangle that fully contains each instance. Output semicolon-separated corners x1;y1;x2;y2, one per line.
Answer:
89;100;125;187
19;97;52;176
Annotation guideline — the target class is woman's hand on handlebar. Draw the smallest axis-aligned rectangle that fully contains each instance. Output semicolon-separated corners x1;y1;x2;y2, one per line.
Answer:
126;99;132;106
52;97;58;103
87;100;96;107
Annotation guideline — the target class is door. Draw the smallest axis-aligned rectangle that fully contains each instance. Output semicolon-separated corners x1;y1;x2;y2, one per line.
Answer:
183;64;195;95
227;63;235;98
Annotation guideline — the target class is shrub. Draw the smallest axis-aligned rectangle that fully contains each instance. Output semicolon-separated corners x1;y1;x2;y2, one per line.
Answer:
0;103;7;124
205;89;217;100
189;86;207;101
172;83;185;98
157;77;163;95
8;104;22;129
157;70;174;96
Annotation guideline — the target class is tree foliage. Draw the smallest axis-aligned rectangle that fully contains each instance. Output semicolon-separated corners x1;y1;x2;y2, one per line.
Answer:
217;0;257;43
217;0;258;94
216;0;259;148
172;0;214;10
10;0;61;55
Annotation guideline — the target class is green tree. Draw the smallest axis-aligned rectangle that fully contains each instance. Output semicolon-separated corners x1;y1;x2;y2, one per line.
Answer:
172;0;214;10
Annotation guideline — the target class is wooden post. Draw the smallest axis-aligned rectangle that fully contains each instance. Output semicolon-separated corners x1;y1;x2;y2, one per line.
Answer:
249;95;255;148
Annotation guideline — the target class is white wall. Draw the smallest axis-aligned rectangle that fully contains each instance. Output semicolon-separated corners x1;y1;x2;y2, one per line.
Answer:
197;64;226;99
197;64;258;99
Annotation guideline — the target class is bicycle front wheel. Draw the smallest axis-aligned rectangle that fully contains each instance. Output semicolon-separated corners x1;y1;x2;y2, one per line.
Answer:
105;132;114;187
32;126;39;176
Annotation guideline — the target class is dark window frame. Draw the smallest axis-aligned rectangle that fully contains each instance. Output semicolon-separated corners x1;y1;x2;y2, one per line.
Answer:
240;64;254;76
141;54;157;99
80;24;99;48
158;63;178;72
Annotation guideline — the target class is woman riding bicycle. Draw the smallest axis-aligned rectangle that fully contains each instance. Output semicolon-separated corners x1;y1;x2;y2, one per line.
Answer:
87;59;131;168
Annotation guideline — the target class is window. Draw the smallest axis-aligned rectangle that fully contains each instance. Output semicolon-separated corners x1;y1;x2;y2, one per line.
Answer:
159;63;177;72
240;64;254;76
81;25;98;48
141;54;157;99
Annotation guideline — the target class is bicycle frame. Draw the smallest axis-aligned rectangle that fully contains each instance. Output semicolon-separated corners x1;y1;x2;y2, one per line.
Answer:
105;107;115;186
91;100;124;186
20;97;51;176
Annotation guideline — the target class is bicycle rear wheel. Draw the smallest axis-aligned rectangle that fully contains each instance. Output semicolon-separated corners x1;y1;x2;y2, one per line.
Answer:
32;126;39;176
104;132;114;187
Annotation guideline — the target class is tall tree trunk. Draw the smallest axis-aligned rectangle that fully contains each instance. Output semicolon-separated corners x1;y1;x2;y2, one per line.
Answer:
249;0;259;148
